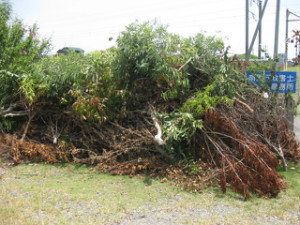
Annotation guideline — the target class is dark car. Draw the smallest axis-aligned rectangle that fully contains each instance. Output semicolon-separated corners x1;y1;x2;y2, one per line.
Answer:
57;47;84;55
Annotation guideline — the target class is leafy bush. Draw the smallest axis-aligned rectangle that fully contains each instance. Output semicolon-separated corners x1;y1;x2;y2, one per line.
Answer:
0;1;50;130
159;112;203;159
181;82;233;117
0;0;50;101
25;52;88;102
0;70;19;105
0;1;50;75
160;77;234;159
114;21;172;85
21;48;121;123
72;48;122;122
113;21;189;100
180;33;225;78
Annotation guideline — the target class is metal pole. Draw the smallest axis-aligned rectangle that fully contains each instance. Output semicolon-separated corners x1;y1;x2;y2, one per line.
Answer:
285;9;289;70
246;0;249;60
274;0;280;59
296;40;298;59
258;0;262;59
246;0;268;62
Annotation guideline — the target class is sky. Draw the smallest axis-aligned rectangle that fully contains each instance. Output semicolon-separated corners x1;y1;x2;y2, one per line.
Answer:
11;0;300;59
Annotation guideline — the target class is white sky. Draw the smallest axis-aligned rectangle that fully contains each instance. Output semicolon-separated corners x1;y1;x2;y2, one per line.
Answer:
12;0;300;59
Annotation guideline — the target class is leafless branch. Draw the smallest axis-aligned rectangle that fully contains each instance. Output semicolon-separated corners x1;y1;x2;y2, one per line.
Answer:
0;103;28;118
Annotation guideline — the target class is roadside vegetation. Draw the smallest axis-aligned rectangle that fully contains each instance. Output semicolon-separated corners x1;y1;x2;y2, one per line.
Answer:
287;64;300;72
0;0;299;203
285;64;300;114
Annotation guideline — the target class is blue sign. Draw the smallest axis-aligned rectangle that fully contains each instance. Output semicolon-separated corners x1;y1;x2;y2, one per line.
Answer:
247;71;297;93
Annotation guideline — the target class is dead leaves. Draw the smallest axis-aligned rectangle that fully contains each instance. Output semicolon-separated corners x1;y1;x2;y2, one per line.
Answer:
160;177;168;183
2;134;70;163
192;108;289;199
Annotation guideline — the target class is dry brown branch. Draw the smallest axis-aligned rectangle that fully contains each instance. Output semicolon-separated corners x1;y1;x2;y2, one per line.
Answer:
21;112;36;142
0;85;297;199
259;134;287;171
233;97;254;113
191;108;288;199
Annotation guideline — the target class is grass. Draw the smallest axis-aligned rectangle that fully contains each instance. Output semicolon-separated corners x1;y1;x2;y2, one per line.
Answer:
0;163;180;224
0;162;299;224
285;64;300;114
287;64;300;72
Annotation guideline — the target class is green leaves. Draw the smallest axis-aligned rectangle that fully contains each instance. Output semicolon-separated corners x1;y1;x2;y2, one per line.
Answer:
0;70;19;104
113;21;170;84
19;73;36;104
0;13;50;74
161;112;203;142
0;1;50;109
181;81;233;118
180;33;225;78
159;111;203;158
32;52;87;98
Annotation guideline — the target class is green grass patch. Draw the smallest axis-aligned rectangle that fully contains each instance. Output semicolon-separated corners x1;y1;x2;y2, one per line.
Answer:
279;162;300;196
286;65;300;114
0;162;299;224
296;105;300;116
0;163;179;224
287;64;300;72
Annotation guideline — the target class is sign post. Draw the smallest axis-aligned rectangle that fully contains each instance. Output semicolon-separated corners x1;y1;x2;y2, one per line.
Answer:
247;71;297;93
247;71;297;130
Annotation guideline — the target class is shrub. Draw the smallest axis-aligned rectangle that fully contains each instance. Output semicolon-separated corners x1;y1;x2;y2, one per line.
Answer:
113;21;189;101
21;47;120;123
0;0;50;130
0;1;50;75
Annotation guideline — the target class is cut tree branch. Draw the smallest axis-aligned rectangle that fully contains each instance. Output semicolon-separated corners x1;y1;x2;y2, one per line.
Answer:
0;103;28;118
233;97;254;113
2;111;29;117
21;112;36;142
259;134;287;171
0;103;17;116
148;106;166;145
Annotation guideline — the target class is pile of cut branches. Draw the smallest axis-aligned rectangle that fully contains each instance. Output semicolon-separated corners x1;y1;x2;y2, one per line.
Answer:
2;92;298;199
189;93;299;198
0;12;299;199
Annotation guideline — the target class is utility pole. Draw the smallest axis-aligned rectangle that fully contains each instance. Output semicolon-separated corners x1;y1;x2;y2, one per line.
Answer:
284;10;300;69
246;0;268;62
258;0;262;59
274;0;280;59
246;0;249;60
285;9;289;70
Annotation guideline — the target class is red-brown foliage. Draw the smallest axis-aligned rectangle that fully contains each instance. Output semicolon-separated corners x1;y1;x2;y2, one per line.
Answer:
190;104;296;199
